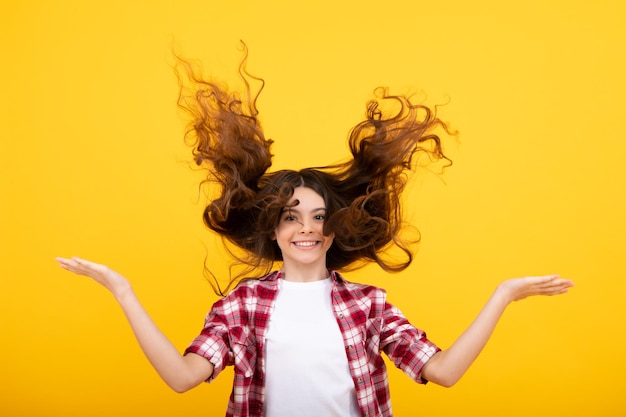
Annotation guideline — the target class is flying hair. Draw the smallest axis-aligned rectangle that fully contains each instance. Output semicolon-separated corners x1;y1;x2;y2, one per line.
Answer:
175;42;455;295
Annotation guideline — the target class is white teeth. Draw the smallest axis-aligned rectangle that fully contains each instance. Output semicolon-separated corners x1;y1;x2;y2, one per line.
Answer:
294;241;317;247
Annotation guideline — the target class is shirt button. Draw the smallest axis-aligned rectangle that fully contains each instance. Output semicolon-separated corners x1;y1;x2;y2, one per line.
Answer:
338;312;344;318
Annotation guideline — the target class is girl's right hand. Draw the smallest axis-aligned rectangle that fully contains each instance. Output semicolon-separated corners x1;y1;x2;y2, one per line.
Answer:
56;257;131;298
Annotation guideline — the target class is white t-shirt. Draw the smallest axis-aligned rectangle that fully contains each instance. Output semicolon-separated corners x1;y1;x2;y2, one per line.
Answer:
264;278;360;417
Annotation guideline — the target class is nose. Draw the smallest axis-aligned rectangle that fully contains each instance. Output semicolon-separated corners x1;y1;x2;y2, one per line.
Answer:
298;219;314;234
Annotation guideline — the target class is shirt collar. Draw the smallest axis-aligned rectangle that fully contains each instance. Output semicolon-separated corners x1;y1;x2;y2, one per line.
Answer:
261;270;345;284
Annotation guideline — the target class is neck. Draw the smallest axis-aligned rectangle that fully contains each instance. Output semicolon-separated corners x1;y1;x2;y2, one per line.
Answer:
280;263;329;282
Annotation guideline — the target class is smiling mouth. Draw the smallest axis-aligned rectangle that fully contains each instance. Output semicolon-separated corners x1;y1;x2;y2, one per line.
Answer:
292;241;319;248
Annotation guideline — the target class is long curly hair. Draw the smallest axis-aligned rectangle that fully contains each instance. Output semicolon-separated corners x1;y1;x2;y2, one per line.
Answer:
175;44;454;295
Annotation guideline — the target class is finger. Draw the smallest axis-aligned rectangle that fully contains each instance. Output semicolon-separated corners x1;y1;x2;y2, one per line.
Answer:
56;257;79;271
531;275;572;290
538;279;574;296
540;278;574;290
533;274;560;284
56;256;98;277
545;286;572;296
72;257;93;267
55;256;76;265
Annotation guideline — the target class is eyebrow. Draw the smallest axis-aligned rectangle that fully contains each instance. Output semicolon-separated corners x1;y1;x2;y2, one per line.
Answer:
281;207;327;213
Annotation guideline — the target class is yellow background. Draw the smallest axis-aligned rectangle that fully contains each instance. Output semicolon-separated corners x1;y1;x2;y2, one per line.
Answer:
2;0;625;416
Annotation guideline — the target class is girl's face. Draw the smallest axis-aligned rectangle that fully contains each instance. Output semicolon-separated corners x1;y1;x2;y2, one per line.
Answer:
273;186;334;272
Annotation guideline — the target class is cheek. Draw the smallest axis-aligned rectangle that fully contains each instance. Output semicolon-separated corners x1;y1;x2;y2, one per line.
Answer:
273;226;291;246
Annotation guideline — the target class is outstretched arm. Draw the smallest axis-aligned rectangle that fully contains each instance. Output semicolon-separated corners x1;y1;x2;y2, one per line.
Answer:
55;257;214;393
421;275;574;387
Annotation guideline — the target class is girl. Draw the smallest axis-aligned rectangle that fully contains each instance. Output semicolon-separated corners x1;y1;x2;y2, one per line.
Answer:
56;49;573;417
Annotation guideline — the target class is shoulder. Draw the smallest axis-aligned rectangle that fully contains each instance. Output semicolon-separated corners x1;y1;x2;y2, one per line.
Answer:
332;271;388;304
208;272;280;318
219;271;280;302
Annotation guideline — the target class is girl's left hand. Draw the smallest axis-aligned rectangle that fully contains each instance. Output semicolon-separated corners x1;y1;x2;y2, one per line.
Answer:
497;275;574;303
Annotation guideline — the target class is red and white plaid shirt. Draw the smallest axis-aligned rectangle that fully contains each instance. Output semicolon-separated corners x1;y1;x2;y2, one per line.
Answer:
185;270;440;417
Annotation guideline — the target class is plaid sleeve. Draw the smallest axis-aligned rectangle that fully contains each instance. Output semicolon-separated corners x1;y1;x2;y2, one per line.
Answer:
380;301;440;384
185;301;232;382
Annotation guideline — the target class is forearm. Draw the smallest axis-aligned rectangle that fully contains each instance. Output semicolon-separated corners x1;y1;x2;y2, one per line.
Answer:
422;288;510;387
114;287;213;392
